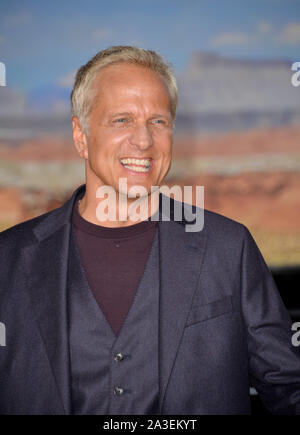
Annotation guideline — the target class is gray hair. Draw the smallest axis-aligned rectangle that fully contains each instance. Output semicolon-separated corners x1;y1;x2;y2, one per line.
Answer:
70;45;178;135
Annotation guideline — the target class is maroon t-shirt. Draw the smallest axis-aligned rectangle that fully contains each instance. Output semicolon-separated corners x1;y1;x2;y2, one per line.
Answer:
72;194;157;336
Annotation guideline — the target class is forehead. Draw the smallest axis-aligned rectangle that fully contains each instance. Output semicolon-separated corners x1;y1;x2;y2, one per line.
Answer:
92;62;171;107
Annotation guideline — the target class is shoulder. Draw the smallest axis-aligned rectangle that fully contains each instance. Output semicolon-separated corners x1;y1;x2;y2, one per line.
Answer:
203;208;249;238
0;183;82;247
169;195;249;241
0;208;58;247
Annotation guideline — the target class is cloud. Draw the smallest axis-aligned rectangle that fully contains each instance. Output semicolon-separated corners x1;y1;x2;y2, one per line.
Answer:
257;21;273;34
210;32;251;47
210;20;300;48
278;22;300;44
57;71;76;88
92;28;112;41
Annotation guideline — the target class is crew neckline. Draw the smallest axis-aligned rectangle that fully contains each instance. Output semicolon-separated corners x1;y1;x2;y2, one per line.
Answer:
72;192;157;239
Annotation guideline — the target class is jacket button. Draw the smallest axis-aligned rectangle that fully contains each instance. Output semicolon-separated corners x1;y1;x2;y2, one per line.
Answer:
114;353;124;362
114;386;124;396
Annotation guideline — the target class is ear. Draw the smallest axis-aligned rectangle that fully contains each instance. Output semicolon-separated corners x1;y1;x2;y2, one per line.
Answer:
72;116;88;159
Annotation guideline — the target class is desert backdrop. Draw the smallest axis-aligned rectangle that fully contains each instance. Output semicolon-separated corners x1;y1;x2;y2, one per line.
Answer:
1;52;300;266
1;124;299;267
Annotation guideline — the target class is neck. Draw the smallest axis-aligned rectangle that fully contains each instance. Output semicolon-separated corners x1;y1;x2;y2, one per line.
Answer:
78;188;160;228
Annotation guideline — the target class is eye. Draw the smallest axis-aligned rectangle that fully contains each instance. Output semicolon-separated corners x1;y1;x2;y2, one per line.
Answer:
114;118;127;123
152;119;166;125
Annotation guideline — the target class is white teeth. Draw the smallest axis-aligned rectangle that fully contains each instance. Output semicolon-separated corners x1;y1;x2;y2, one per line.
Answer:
120;158;151;166
123;165;150;172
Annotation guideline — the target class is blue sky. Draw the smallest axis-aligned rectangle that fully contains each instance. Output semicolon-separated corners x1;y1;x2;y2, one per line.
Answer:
0;0;300;92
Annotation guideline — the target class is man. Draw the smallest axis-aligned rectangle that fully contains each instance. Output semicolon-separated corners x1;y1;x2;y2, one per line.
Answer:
0;46;299;415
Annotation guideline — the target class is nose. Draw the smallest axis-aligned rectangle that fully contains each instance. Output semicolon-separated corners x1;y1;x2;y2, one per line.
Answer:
129;123;154;150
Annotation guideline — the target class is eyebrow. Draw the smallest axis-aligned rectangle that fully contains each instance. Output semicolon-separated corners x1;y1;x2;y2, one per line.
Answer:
109;112;171;119
149;113;172;119
110;112;132;117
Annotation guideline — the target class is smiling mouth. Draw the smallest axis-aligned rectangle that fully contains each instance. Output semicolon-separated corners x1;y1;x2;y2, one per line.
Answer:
120;157;152;173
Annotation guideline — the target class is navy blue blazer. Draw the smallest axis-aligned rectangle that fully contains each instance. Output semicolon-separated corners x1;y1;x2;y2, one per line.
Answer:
0;184;299;414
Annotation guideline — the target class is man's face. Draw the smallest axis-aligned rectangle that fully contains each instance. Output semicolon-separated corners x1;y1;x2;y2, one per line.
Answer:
75;62;173;197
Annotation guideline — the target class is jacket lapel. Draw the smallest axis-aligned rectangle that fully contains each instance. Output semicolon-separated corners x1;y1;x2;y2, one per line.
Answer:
21;184;85;415
158;203;207;412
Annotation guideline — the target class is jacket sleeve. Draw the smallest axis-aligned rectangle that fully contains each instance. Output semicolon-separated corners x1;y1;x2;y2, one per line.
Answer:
240;227;300;414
